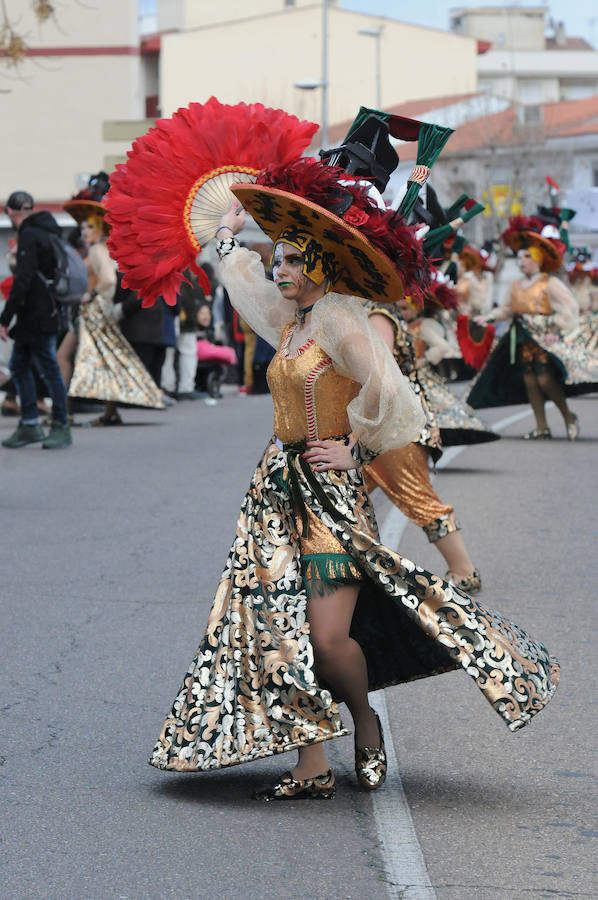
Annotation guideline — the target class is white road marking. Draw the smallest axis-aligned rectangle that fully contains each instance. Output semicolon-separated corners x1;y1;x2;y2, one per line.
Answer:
367;405;537;899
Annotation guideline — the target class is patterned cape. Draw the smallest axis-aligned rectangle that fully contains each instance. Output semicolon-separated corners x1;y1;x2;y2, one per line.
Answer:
150;438;559;773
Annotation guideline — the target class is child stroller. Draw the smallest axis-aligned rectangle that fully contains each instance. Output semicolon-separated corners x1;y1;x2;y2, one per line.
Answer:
195;338;238;399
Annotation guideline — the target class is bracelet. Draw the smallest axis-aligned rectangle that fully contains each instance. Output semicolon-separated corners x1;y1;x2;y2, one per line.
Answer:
216;235;239;260
216;225;234;235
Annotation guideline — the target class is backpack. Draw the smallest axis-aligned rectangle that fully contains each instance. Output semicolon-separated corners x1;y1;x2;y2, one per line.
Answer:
39;233;88;305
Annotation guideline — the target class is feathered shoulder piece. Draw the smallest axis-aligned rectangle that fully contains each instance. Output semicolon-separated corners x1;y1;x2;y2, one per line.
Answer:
104;98;318;306
256;158;430;306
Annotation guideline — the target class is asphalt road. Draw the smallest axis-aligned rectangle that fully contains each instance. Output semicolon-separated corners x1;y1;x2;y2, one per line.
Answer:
1;386;597;900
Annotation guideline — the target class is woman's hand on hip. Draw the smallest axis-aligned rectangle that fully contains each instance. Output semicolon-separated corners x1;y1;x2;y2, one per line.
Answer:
303;439;356;472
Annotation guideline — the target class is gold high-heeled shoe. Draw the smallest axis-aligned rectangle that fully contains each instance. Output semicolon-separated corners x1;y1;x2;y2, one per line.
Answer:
253;768;336;802
566;414;580;441
522;427;551;440
446;568;482;594
355;712;387;791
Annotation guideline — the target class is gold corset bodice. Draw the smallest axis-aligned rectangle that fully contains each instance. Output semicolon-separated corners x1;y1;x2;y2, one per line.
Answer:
267;323;360;443
511;275;553;316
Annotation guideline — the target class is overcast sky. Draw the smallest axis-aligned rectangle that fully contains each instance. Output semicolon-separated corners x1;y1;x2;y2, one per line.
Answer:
339;1;598;46
137;1;598;47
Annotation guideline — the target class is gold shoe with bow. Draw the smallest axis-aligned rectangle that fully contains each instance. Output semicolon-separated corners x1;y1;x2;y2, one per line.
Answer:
566;414;580;441
253;768;336;802
355;712;387;791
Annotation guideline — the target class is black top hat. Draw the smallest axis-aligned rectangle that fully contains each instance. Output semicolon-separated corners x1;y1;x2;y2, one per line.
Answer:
319;113;399;193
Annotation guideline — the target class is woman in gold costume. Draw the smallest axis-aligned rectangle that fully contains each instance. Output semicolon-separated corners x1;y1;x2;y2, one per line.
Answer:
145;160;559;801
468;217;598;439
64;177;164;423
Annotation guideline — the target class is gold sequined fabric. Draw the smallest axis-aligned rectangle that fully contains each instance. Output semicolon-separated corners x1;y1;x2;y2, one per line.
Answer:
267;323;360;444
364;443;454;529
69;297;165;408
510;275;553;316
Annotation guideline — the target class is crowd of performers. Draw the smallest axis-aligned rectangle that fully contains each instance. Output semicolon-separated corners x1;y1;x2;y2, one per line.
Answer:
17;97;593;800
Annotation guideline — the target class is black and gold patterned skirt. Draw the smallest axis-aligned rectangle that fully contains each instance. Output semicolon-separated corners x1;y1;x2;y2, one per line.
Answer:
149;438;559;772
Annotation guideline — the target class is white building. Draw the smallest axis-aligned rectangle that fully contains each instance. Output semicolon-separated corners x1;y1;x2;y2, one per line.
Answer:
451;5;598;103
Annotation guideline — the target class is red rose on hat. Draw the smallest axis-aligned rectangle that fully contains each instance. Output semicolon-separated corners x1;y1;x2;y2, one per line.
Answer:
343;206;369;226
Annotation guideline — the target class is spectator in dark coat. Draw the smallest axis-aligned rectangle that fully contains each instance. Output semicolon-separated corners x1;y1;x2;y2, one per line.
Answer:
0;191;71;449
117;279;167;387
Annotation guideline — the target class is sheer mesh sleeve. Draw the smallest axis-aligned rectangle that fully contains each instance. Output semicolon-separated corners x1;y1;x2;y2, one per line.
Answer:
547;276;579;332
312;294;426;455
419;318;451;365
218;246;296;347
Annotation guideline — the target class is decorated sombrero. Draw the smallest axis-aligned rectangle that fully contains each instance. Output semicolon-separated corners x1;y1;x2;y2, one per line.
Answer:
460;244;488;272
502;215;565;273
64;172;111;233
231;157;429;304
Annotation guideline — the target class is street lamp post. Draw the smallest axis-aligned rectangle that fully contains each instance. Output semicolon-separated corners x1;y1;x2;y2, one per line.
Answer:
358;26;383;110
293;0;329;150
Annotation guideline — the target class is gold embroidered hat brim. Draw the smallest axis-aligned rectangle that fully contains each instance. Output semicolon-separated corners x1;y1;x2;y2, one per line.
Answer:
504;229;562;272
63;199;110;232
231;183;405;301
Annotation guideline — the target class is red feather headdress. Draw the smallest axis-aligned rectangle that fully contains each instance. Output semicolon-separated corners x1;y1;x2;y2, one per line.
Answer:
104;98;318;306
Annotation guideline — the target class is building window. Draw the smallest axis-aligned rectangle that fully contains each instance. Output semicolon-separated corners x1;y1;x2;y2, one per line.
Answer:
593;167;598;187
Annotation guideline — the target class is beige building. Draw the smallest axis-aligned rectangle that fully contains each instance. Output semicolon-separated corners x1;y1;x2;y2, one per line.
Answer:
159;2;478;128
1;0;147;207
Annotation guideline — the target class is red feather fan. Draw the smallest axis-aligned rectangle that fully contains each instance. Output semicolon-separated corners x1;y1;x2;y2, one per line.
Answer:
457;314;496;370
258;159;431;306
105;98;318;306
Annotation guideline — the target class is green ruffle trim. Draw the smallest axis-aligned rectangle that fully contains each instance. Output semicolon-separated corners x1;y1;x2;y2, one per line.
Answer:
301;553;362;597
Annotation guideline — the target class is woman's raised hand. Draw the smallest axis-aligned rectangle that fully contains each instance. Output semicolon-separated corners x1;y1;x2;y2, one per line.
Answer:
218;202;246;236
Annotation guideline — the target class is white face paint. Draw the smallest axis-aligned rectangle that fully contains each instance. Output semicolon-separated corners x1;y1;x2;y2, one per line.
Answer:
272;241;326;306
272;243;284;284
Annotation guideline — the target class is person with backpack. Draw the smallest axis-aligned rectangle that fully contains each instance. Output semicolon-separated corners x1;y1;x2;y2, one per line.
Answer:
0;191;72;449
